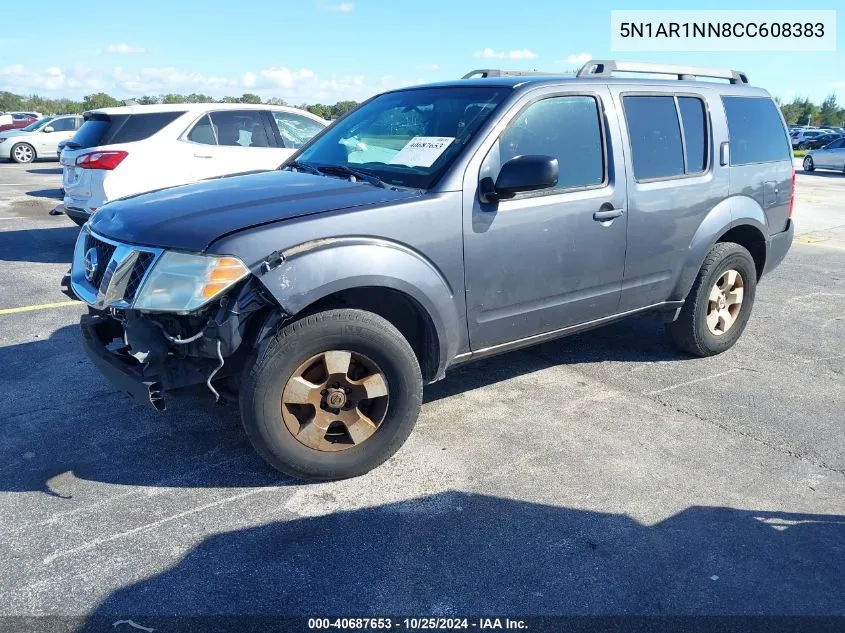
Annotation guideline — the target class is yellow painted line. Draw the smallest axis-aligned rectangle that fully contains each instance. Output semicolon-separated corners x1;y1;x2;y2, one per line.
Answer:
795;235;825;244
0;300;81;315
793;237;845;252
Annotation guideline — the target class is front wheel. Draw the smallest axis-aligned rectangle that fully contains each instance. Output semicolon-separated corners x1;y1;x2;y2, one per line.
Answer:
240;309;422;480
803;155;815;172
665;242;757;357
10;143;35;164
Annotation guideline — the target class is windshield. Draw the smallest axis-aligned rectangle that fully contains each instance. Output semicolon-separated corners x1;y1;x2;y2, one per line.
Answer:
295;86;509;189
21;116;54;132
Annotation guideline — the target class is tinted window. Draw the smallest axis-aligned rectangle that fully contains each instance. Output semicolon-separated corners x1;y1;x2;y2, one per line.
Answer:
497;95;604;191
272;111;325;148
722;96;790;165
678;97;707;173
50;117;77;132
209;110;270;147
623;96;684;180
187;115;216;145
72;112;183;148
108;112;182;143
826;138;844;149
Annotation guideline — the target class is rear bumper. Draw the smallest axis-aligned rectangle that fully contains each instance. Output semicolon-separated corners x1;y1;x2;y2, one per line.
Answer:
64;205;91;225
81;313;166;410
764;219;794;275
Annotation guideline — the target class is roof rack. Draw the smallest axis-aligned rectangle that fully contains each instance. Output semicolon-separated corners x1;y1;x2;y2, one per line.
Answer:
576;60;749;85
461;69;555;79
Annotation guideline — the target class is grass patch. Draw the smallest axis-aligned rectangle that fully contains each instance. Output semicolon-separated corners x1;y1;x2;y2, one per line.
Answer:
794;150;809;158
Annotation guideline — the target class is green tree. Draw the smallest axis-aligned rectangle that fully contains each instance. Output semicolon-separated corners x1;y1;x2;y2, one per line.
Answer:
136;95;160;105
819;93;844;127
82;92;121;111
240;93;262;104
0;91;24;112
330;100;359;118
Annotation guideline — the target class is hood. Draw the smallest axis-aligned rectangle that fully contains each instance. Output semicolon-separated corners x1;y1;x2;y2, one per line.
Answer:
0;129;27;140
88;170;421;251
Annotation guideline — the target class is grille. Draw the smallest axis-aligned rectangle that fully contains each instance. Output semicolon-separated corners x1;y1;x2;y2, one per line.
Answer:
125;251;155;302
85;233;116;288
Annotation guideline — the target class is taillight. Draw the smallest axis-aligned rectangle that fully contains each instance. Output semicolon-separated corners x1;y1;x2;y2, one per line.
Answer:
788;167;795;219
76;150;128;170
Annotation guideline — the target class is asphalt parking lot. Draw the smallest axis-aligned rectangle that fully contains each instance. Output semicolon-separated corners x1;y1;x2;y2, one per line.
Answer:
1;160;844;621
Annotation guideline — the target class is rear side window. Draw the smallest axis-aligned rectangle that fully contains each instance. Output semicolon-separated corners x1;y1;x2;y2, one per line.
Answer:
187;115;217;145
623;96;684;180
497;95;605;191
678;97;707;173
72;112;183;148
722;96;790;165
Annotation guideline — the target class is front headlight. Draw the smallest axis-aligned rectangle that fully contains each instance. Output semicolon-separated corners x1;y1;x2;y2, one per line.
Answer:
133;251;249;313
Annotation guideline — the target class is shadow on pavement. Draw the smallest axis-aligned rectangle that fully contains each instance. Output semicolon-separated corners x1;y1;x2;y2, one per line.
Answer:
799;169;845;178
26;188;63;200
79;492;845;619
0;225;78;263
1;317;689;493
27;167;63;175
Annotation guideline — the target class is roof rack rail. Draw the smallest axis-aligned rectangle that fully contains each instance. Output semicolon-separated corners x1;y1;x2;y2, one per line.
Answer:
461;69;555;79
576;60;749;85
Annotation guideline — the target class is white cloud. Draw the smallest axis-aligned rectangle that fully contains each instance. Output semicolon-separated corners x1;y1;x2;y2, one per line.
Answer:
319;1;353;12
0;63;103;92
112;66;237;93
105;43;146;55
474;48;538;60
417;63;440;71
558;52;591;66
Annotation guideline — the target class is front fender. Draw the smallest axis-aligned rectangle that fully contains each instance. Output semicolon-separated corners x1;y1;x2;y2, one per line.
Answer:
669;195;768;301
258;237;462;377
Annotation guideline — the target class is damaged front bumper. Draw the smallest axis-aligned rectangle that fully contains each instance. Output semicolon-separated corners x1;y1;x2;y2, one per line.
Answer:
81;312;216;410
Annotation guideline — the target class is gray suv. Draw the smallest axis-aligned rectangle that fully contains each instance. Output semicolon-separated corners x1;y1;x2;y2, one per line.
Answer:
67;60;794;480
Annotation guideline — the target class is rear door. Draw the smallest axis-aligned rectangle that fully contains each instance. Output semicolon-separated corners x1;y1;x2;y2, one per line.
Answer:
184;109;285;180
609;86;727;310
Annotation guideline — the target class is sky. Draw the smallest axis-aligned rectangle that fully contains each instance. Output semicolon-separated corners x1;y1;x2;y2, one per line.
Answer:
0;0;842;105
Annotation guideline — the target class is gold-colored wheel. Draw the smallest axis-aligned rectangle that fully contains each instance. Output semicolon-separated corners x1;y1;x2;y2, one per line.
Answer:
281;350;389;452
706;269;744;336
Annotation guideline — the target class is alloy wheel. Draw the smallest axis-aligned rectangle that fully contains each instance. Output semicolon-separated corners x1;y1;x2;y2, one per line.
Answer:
803;156;813;171
706;269;744;336
281;350;389;451
12;144;34;163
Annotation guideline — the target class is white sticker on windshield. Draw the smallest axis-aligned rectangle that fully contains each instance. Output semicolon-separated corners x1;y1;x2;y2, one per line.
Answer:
389;136;455;167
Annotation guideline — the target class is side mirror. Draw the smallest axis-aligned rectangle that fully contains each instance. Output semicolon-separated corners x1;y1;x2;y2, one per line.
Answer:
480;155;558;203
42;126;54;133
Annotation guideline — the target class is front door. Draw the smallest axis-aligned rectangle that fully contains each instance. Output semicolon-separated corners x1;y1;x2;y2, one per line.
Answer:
814;138;845;169
463;87;628;351
37;116;78;154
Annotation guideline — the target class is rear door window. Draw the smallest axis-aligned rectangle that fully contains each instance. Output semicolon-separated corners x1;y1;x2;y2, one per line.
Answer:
623;96;684;180
187;114;217;145
208;110;275;148
722;96;790;165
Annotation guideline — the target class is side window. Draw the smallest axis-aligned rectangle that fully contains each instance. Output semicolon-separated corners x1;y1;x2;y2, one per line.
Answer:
209;110;270;148
187;115;217;145
50;118;76;132
722;96;790;165
826;139;844;149
678;97;707;173
108;112;183;143
272;112;325;149
623;96;684;180
496;95;605;192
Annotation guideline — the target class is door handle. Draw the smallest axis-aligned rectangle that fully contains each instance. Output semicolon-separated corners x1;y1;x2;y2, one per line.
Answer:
193;153;213;159
593;207;625;222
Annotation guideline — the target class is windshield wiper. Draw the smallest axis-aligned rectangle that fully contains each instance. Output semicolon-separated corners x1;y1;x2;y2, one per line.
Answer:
315;164;387;189
284;160;321;175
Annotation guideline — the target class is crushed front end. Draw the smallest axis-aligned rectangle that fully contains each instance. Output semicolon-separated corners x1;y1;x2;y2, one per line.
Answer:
67;226;278;410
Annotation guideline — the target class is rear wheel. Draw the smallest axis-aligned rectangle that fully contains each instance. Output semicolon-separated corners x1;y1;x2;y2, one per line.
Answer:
240;309;422;480
798;142;809;150
10;143;35;164
665;242;757;356
803;155;815;172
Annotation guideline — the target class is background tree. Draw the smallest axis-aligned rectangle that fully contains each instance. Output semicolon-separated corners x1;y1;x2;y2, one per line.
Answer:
82;92;121;111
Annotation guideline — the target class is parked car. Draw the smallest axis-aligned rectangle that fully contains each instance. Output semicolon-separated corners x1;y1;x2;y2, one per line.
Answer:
60;103;327;226
792;128;835;149
66;60;793;480
57;137;72;158
801;133;843;150
0;114;83;163
0;112;38;133
803;136;845;173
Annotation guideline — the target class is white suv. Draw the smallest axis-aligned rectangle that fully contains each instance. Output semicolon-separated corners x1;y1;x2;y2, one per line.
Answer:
61;103;328;226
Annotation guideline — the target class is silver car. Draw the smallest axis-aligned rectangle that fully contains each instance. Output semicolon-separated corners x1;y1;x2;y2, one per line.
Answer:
0;115;82;163
803;137;845;174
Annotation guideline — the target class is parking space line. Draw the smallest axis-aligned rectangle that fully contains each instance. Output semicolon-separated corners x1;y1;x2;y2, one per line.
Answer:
0;300;80;316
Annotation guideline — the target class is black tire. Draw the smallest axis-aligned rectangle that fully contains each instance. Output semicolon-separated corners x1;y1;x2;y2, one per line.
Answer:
803;155;815;172
240;309;422;480
10;142;35;164
798;142;809;150
665;242;757;357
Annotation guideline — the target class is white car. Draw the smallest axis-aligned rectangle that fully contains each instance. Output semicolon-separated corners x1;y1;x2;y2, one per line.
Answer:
61;103;328;226
0;115;83;163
